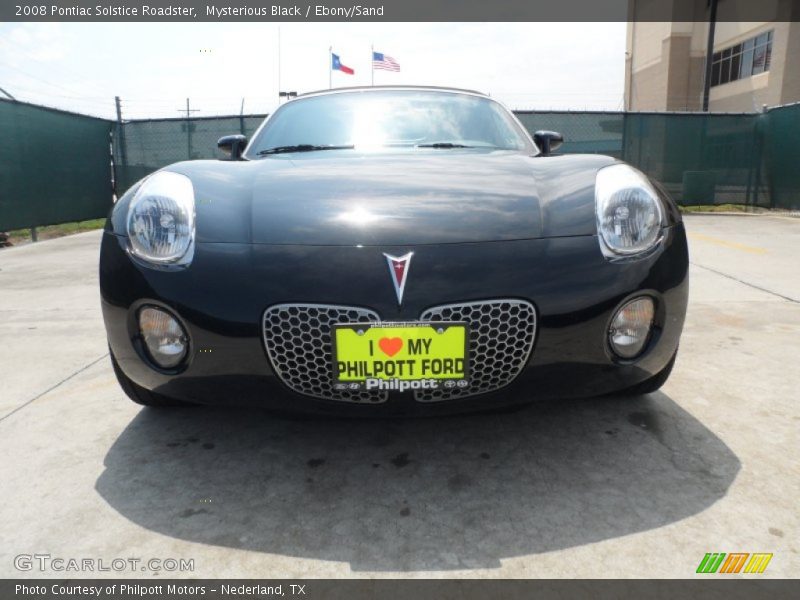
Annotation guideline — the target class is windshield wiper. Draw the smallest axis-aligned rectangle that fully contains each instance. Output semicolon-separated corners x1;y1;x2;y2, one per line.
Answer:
257;144;354;155
416;142;473;149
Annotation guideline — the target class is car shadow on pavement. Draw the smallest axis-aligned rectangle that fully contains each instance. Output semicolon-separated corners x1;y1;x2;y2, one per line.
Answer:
96;392;739;572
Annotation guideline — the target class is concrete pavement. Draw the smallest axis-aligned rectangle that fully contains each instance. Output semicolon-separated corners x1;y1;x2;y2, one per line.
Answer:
0;215;797;578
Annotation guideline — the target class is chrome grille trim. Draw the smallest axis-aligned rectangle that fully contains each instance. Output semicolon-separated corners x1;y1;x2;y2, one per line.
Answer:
415;299;536;402
263;303;388;404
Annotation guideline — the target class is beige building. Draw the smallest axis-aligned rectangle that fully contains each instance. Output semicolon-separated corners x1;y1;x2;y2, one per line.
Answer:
625;0;800;112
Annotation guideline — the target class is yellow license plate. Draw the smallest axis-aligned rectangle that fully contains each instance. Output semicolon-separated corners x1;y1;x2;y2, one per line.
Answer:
333;322;469;389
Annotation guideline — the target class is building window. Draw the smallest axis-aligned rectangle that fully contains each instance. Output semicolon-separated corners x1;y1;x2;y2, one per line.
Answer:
710;30;772;87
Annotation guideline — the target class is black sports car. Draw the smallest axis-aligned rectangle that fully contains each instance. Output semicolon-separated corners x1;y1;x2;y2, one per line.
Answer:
101;86;688;415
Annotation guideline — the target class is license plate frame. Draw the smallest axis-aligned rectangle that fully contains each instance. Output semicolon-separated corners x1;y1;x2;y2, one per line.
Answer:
332;321;470;389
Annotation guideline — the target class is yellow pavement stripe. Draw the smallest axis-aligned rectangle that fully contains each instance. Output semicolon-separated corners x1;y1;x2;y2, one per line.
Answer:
688;232;768;255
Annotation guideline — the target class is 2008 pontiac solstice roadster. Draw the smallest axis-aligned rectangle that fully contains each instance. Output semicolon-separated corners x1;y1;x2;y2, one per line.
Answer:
100;86;688;415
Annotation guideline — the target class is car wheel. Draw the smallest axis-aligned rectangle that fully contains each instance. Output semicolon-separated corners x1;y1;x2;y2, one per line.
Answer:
620;350;678;396
109;351;192;407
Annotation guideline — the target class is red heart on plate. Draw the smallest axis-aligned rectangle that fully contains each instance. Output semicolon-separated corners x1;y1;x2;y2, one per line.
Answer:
378;337;403;357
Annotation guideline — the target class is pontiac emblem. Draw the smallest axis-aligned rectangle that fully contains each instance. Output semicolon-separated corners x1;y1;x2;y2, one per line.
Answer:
383;252;413;305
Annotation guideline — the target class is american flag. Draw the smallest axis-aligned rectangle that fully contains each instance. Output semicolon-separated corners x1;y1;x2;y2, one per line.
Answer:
372;51;401;72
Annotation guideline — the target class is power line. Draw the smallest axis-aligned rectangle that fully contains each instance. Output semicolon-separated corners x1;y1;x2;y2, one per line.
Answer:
0;59;111;100
0;36;111;98
7;88;113;106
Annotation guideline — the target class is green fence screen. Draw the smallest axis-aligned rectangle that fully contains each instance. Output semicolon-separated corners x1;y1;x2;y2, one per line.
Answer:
114;108;790;209
3;100;800;233
516;110;774;207
0;99;113;231
764;103;800;210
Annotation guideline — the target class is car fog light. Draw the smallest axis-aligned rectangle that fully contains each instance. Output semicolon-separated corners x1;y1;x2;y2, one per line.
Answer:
609;297;655;359
138;306;188;368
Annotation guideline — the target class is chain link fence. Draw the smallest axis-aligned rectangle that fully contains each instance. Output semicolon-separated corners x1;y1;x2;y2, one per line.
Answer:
118;106;798;209
114;115;266;193
3;100;800;232
516;110;772;207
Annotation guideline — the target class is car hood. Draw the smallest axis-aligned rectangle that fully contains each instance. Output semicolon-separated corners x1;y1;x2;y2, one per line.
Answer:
169;151;616;246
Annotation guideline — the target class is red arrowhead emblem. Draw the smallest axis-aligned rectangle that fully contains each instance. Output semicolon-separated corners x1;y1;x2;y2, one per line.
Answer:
383;252;413;305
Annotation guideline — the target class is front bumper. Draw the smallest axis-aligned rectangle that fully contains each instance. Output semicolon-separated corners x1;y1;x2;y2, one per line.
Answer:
100;225;689;416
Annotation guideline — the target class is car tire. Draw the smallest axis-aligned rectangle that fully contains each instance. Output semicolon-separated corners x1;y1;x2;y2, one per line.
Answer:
620;350;678;396
109;351;192;407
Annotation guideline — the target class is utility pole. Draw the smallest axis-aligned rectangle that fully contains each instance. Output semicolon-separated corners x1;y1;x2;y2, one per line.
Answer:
113;96;127;198
177;98;199;159
239;97;245;135
114;96;127;173
702;0;719;112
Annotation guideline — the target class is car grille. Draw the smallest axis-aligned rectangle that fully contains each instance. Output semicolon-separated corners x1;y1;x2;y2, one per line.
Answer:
415;299;536;402
262;299;536;404
263;304;387;403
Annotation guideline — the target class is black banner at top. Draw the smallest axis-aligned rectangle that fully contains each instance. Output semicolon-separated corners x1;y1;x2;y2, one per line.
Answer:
4;0;800;22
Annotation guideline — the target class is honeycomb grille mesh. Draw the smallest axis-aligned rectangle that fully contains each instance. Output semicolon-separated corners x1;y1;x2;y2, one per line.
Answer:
263;304;387;403
263;299;536;404
415;299;536;402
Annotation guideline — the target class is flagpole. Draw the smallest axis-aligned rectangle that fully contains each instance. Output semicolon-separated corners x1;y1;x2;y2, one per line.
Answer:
328;46;332;89
277;26;281;102
370;44;374;86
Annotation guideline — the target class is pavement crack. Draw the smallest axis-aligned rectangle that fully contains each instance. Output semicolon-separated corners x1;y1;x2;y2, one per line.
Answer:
0;352;109;423
690;262;799;303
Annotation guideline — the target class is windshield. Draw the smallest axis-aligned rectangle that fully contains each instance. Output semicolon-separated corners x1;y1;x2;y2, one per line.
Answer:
246;90;532;157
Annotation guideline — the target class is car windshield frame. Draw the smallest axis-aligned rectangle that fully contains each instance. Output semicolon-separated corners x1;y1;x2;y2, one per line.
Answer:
243;89;536;159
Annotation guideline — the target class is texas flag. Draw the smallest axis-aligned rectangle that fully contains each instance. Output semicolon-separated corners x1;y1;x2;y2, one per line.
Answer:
331;53;354;75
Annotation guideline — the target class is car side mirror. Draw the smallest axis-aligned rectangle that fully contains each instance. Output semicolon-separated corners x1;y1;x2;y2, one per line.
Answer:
218;134;248;160
533;130;564;156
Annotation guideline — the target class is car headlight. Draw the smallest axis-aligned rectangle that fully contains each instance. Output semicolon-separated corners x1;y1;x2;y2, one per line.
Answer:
126;171;195;265
595;164;664;257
